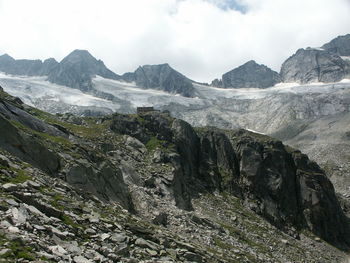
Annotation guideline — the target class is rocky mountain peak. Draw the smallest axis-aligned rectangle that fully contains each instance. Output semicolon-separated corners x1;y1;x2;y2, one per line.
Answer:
219;60;281;89
0;53;15;62
280;48;348;83
47;49;120;92
122;63;196;97
322;34;350;56
60;49;99;65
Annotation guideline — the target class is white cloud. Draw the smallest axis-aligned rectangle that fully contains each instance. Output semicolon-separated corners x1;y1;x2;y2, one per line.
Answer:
0;0;349;82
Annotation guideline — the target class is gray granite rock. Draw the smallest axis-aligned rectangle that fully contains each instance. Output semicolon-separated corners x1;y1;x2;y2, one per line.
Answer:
122;63;196;97
322;34;350;56
220;60;281;89
280;48;348;83
0;54;58;76
47;50;121;92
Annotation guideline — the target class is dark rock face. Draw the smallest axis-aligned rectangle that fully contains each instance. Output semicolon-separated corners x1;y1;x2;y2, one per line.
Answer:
110;113;350;248
220;60;281;89
292;150;349;246
0;54;56;76
122;64;196;97
0;97;63;174
232;133;300;227
280;48;348;83
65;160;133;210
0;114;61;174
228;130;349;248
322;34;350;56
47;50;120;92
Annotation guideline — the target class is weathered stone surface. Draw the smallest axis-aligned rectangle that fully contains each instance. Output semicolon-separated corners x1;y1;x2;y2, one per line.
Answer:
0;54;55;76
280;48;348;83
122;63;196;97
47;50;120;92
221;60;281;89
0;114;61;174
322;34;350;56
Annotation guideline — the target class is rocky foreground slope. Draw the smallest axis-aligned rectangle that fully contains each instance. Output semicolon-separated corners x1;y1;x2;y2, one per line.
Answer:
0;87;350;262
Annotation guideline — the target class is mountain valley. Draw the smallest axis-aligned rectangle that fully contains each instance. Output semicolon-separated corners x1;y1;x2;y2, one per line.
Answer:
0;34;350;262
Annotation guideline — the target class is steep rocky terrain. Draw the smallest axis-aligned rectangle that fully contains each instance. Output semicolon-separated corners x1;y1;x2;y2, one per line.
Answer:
213;60;281;89
280;48;349;83
47;50;121;92
271;112;350;197
0;87;350;262
322;34;350;56
121;64;196;97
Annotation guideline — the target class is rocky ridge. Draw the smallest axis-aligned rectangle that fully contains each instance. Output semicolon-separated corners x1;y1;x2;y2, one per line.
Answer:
0;88;349;262
47;50;121;92
211;34;350;87
121;64;196;97
322;34;350;56
0;54;58;77
280;48;349;84
215;60;281;89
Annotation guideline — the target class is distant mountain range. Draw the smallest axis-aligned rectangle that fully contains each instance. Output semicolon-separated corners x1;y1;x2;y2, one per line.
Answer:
0;34;349;97
0;50;197;97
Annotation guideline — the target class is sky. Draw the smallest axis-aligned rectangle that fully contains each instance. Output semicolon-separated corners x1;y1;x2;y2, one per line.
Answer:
0;0;349;83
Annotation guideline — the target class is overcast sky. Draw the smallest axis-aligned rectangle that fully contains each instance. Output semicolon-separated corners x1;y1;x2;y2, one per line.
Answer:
0;0;349;82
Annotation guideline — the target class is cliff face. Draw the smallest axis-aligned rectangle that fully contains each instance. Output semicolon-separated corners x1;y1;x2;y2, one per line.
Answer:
111;111;350;248
280;48;348;83
0;88;349;262
322;34;350;56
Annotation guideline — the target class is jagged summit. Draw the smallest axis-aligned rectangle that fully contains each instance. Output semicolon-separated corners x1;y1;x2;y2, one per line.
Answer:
60;49;99;64
47;49;120;92
322;34;350;56
121;63;196;97
213;60;281;89
280;48;348;84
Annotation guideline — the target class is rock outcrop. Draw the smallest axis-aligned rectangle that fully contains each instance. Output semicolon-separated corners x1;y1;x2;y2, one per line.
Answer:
229;130;349;248
322;34;350;56
280;48;348;83
0;54;58;76
110;111;350;249
47;49;121;92
219;60;281;89
1;80;350;262
121;64;196;97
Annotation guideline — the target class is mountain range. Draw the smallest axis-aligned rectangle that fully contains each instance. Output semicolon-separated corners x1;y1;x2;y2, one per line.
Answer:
0;33;350;262
1;34;349;96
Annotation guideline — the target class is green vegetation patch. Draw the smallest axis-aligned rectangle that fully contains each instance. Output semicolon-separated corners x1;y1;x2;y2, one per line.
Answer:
0;234;35;261
146;136;166;151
